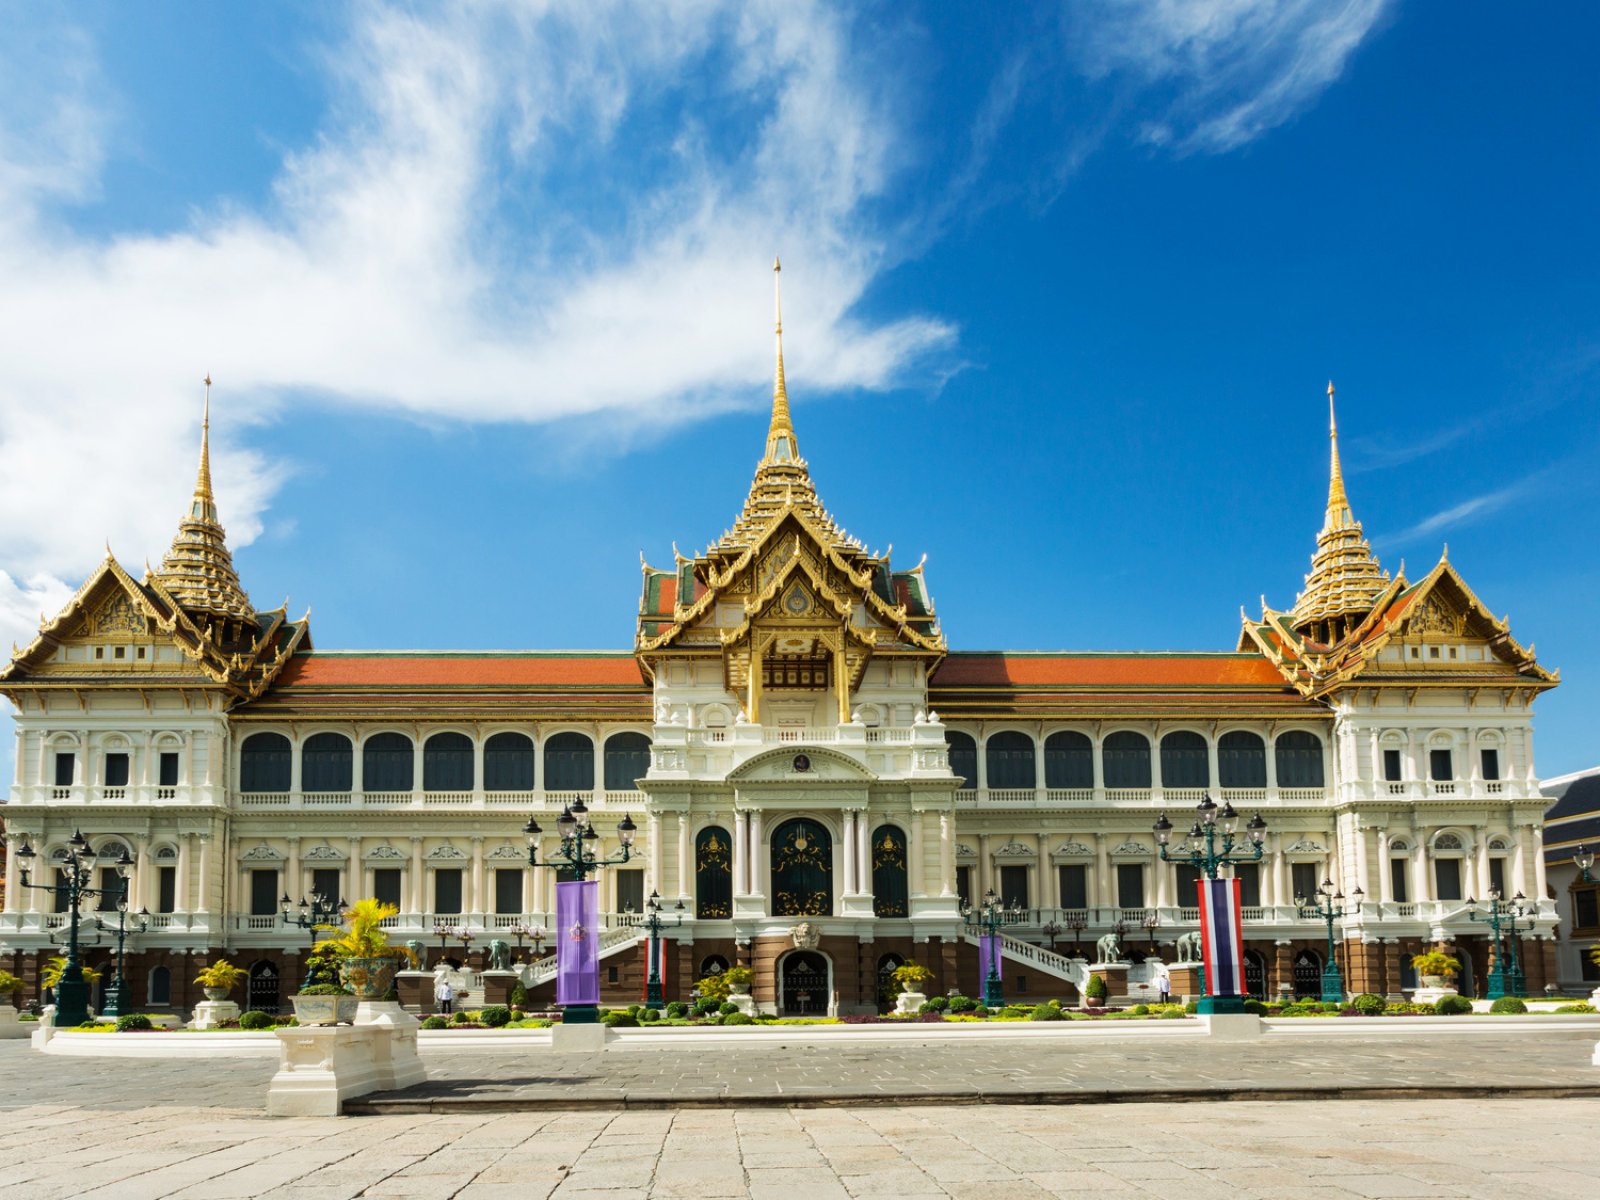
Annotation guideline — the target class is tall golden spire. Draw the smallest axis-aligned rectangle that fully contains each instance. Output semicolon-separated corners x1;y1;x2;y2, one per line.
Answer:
764;256;797;465
153;377;255;627
1289;380;1389;641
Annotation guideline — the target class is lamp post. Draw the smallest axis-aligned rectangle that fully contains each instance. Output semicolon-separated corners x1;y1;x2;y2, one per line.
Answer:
96;896;150;1020
1142;909;1161;952
1040;917;1063;950
14;832;133;1027
1064;912;1088;955
1468;887;1535;999
523;802;638;1024
961;888;1015;1008
1295;877;1360;1004
626;890;685;1010
1575;844;1595;884
509;922;547;962
281;890;346;990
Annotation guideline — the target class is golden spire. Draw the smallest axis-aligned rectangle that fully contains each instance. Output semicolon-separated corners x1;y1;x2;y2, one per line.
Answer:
764;256;796;464
1324;380;1352;531
153;377;255;628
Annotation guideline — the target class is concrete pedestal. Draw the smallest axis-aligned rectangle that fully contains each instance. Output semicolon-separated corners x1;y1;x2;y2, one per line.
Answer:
266;1026;383;1117
550;1022;608;1053
1166;964;1202;1003
1085;962;1128;1006
190;1000;241;1030
1589;985;1600;1008
354;1001;427;1091
479;970;520;1008
1204;1013;1263;1041
396;970;431;1014
1412;986;1459;1006
894;990;927;1016
730;990;757;1017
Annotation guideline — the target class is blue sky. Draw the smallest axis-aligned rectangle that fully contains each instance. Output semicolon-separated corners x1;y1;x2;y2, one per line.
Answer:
0;1;1595;778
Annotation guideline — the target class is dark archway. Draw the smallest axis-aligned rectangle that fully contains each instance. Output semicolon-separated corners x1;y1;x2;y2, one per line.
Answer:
694;826;733;919
423;732;474;791
603;732;652;791
871;824;908;917
780;950;830;1015
362;732;414;792
248;960;281;1014
1292;949;1321;999
483;731;535;791
946;731;977;790
302;732;354;793
771;818;833;917
239;732;291;793
1244;950;1267;999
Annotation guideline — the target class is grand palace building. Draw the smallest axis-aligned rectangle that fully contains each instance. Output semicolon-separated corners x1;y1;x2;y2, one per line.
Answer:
0;275;1564;1017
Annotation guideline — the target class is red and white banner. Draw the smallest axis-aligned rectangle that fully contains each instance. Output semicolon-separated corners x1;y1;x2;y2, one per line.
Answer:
1197;877;1245;996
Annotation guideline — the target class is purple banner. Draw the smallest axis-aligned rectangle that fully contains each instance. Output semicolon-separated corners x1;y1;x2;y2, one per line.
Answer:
978;931;1002;986
556;880;600;1007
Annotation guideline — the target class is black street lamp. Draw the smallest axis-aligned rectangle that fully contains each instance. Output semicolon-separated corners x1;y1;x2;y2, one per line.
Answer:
1295;877;1360;1004
509;923;547;962
1467;887;1536;999
1142;909;1161;952
1575;844;1595;884
961;888;1019;1008
96;896;150;1020
625;890;685;1010
1040;917;1063;950
282;890;346;990
1064;912;1088;954
523;804;638;1024
14;832;133;1026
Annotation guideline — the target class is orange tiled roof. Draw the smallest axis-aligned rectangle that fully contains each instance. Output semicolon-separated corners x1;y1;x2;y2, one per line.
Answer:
930;653;1288;688
273;653;647;688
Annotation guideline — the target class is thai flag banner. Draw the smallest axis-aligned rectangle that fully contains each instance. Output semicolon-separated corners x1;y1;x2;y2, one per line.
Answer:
1197;877;1245;997
555;880;600;1007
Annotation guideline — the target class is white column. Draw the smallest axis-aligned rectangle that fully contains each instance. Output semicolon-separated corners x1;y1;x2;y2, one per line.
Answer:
1094;832;1110;908
676;813;691;901
648;813;663;896
3;835;18;913
413;739;425;799
410;838;425;913
939;812;954;896
289;735;303;798
133;842;151;914
978;832;992;900
196;835;212;913
285;838;301;905
733;811;749;895
347;837;361;901
856;812;870;899
1353;822;1370;897
1475;834;1491;898
176;835;192;911
1512;825;1530;896
909;811;925;898
1264;729;1279;797
1412;839;1429;902
1533;827;1548;899
1377;832;1393;904
748;809;765;896
471;837;485;917
841;811;857;895
1271;835;1288;909
523;860;535;918
1206;737;1220;794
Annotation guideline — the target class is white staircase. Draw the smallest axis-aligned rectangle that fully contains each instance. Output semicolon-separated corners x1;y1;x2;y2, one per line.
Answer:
964;931;1087;990
517;926;641;988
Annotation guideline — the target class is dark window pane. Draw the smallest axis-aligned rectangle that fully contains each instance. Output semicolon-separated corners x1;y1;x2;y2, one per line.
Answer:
1159;732;1208;788
1429;749;1453;782
104;753;130;787
1217;731;1266;788
423;732;474;791
955;865;972;906
159;752;180;787
1573;888;1599;931
157;866;177;913
770;818;832;917
373;869;403;909
363;732;414;792
1235;862;1261;907
999;865;1029;909
1383;749;1403;782
483;732;535;791
97;867;122;911
695;826;733;918
1291;862;1319;904
946;732;977;790
434;868;463;915
603;733;652;791
1043;731;1093;789
1115;863;1144;909
1102;732;1151;789
1481;748;1500;781
544;732;594;791
1489;857;1506;896
303;733;354;792
985;732;1036;790
1176;865;1203;908
54;752;74;786
240;733;291;792
1390;858;1409;903
251;869;279;916
1275;731;1325;788
1434;858;1462;901
871;825;908;918
311;868;341;906
54;868;70;912
1058;864;1088;909
495;868;523;915
148;966;171;1006
615;868;645;915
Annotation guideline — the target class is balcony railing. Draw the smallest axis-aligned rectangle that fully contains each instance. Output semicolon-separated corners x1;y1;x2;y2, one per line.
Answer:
233;788;646;811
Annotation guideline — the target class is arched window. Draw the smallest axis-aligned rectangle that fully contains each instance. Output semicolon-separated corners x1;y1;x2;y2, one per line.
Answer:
423;732;474;792
302;732;353;793
871;825;908;917
695;826;733;919
483;732;535;791
239;732;291;793
362;732;414;792
1160;731;1209;788
1275;731;1325;788
147;965;171;1006
771;818;833;917
1217;731;1267;788
1102;731;1152;789
699;955;729;977
1044;731;1093;789
946;731;978;791
985;732;1037;789
544;732;594;791
603;732;651;792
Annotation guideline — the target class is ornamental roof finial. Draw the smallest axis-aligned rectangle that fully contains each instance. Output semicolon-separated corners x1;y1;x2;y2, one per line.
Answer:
1324;380;1352;532
197;373;215;509
763;255;796;465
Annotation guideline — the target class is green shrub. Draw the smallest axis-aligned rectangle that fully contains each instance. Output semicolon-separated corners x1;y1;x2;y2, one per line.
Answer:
452;1010;470;1024
947;994;976;1013
115;1013;153;1032
238;1010;273;1031
1184;1000;1198;1014
1243;999;1268;1016
692;998;721;1018
923;995;950;1011
1158;1008;1185;1019
509;982;528;1007
1129;1004;1149;1016
1489;996;1527;1014
971;1004;990;1018
1434;994;1472;1016
480;1005;511;1028
1557;1003;1597;1013
1085;975;1109;1003
298;982;348;996
723;1012;753;1025
1028;1004;1064;1021
1352;993;1385;1016
917;1000;940;1015
626;1004;641;1017
602;1010;639;1028
719;1001;739;1016
666;1001;689;1018
998;1005;1029;1019
421;1015;448;1030
639;1007;661;1022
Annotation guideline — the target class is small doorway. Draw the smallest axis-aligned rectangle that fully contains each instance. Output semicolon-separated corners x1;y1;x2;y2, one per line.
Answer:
248;961;281;1014
780;951;830;1015
1244;950;1266;1000
1292;949;1321;999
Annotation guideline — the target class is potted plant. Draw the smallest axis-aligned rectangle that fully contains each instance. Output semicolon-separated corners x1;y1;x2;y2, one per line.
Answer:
723;966;754;998
0;970;24;1010
1410;948;1461;989
193;959;248;1002
324;898;417;1000
292;982;359;1026
892;963;934;994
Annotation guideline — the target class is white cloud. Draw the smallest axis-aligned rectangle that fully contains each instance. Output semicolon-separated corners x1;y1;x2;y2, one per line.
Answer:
0;0;955;652
1376;472;1550;550
1069;0;1391;153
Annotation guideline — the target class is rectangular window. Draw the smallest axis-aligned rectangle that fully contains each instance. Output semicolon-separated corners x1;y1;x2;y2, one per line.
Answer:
157;866;177;914
615;868;645;915
1481;749;1500;781
1429;749;1453;781
1057;864;1088;910
1583;951;1600;984
495;868;523;915
1390;858;1409;904
54;752;75;787
374;869;403;910
1176;865;1203;909
1234;862;1262;908
1014;974;1028;994
1115;863;1144;909
311;868;342;907
1570;888;1599;933
1488;857;1506;897
97;866;123;911
1291;862;1319;905
999;865;1029;910
955;865;972;907
158;752;180;787
1382;749;1403;782
1434;858;1462;902
433;869;463;915
250;869;280;916
104;753;130;787
55;868;70;913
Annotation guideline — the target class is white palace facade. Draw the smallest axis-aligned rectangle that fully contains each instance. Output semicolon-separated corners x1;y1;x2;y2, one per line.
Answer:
0;282;1563;1016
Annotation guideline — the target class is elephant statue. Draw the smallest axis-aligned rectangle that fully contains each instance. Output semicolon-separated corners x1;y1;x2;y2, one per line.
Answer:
1175;931;1203;964
487;939;512;971
404;939;425;967
1094;931;1123;963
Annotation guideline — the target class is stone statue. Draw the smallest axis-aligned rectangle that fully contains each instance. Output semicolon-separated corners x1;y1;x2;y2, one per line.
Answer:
405;939;424;967
487;939;512;971
1175;931;1202;964
1094;931;1124;963
791;922;822;951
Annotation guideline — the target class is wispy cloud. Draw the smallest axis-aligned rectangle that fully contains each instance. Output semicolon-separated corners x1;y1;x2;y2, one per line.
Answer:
1376;470;1552;550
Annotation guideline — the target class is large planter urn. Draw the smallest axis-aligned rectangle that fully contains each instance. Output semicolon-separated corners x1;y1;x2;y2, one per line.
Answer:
339;955;403;1000
290;993;360;1026
203;987;230;1003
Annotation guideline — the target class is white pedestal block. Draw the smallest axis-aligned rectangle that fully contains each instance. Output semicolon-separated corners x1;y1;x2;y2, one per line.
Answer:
550;1022;608;1053
266;1026;383;1117
191;1000;241;1030
894;990;926;1015
1204;1013;1263;1040
730;991;757;1017
1589;985;1600;1008
1412;987;1458;1006
354;1001;427;1091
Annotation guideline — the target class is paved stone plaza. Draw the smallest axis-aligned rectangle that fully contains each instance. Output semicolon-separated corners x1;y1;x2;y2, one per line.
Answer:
3;1036;1600;1197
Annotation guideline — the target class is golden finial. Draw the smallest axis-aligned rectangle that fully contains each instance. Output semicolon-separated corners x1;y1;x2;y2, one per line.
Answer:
763;256;796;464
1324;379;1352;531
196;374;215;506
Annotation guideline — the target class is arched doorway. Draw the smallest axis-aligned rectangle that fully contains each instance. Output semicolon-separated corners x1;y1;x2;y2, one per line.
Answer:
1456;947;1476;998
1292;949;1321;999
1244;950;1267;999
871;825;908;917
780;951;830;1015
248;960;281;1014
876;953;905;1012
694;826;733;919
771;818;833;917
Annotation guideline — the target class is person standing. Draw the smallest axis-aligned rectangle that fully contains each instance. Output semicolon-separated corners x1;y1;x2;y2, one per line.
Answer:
435;975;454;1015
1153;961;1171;1004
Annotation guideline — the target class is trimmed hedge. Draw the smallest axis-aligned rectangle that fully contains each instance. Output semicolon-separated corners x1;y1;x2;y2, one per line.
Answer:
1434;994;1473;1015
1352;993;1385;1016
238;1010;273;1030
480;1005;511;1028
115;1013;153;1032
421;1015;448;1030
1488;996;1527;1014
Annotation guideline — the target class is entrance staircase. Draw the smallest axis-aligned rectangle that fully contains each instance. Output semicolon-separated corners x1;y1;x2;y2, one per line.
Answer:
963;931;1087;990
517;926;640;988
